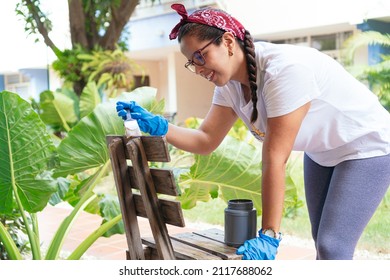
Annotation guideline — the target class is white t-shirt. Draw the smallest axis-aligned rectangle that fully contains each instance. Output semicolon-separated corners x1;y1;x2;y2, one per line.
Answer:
212;41;390;166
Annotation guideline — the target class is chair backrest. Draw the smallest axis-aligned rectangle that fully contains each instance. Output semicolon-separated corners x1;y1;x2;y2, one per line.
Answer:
106;135;185;260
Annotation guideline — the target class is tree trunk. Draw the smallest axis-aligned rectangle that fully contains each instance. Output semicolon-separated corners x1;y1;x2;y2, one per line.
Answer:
68;0;88;48
20;0;142;96
100;0;140;50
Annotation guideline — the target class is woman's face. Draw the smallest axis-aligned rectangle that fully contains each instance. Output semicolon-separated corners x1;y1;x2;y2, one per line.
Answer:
180;34;234;87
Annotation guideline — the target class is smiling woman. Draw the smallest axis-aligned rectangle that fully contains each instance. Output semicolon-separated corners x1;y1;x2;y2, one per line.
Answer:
114;3;390;261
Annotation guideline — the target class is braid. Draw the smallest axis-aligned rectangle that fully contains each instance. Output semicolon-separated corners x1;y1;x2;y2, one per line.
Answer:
243;30;258;123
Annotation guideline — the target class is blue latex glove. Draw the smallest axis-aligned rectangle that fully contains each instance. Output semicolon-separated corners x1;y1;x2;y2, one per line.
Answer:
116;101;168;136
236;230;281;260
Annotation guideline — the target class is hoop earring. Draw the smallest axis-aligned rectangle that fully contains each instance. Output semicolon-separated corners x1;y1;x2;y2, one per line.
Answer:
228;51;234;56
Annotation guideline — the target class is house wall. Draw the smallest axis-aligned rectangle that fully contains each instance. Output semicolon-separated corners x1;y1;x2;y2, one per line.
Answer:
19;68;49;100
0;75;4;91
133;59;165;99
174;52;215;123
133;53;215;123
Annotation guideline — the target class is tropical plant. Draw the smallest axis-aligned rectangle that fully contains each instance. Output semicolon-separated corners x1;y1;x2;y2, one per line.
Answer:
37;81;101;135
342;31;390;110
0;88;161;259
78;48;145;98
51;45;89;91
173;118;301;216
0;211;30;259
1;90;59;259
15;0;152;95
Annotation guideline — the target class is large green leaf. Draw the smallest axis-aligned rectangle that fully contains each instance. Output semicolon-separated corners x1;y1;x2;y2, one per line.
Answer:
178;136;300;215
179;185;219;209
39;90;78;131
62;173;103;214
60;87;80;118
79;82;101;118
0;91;57;214
53;86;162;177
118;86;165;115
178;136;263;212
99;194;124;237
52;101;123;177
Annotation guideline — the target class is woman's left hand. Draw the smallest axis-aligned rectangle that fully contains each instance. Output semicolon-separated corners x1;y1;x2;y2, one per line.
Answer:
236;230;281;260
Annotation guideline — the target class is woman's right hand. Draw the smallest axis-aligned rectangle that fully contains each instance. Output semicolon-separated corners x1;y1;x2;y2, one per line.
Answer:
116;101;168;136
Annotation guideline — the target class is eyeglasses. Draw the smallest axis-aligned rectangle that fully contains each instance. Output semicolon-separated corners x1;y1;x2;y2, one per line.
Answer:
184;35;223;73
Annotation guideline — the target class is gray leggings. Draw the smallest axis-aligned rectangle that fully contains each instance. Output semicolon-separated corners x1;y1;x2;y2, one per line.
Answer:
303;153;390;260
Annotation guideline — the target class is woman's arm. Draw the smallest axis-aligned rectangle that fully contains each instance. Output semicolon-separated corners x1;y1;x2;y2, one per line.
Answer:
261;102;311;233
166;104;238;155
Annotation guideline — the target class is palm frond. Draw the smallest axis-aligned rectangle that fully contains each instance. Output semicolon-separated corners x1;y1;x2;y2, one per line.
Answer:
342;30;390;111
342;31;390;62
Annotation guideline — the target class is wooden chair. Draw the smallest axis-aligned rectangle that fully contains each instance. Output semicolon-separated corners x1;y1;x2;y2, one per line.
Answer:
106;135;240;260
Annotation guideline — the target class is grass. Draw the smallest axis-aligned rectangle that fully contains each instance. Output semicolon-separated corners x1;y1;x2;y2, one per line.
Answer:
182;154;390;256
358;195;390;253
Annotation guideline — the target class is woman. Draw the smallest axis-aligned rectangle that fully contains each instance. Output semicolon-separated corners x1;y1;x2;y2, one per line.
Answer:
116;3;390;260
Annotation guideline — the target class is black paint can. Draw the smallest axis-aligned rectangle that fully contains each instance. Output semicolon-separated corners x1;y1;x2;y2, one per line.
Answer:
224;199;257;247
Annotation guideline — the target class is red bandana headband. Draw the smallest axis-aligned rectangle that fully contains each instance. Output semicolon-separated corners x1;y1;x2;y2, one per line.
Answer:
169;3;246;41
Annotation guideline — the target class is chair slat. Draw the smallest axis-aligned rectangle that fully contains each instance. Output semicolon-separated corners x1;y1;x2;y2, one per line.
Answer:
129;167;179;196
107;137;145;260
170;231;241;260
133;194;185;227
140;136;170;162
142;237;222;260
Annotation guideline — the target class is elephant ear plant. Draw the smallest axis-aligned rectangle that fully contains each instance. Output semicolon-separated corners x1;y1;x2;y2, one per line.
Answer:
0;91;57;259
0;88;162;259
175;118;301;216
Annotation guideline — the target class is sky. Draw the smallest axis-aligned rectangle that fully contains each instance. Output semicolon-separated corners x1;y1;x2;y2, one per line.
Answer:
0;0;70;72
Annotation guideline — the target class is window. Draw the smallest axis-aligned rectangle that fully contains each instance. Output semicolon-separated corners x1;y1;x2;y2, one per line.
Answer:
4;73;31;100
271;31;354;61
272;37;309;47
311;34;336;51
133;75;150;88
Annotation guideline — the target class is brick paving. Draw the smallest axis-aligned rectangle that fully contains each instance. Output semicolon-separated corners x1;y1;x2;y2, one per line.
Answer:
37;204;317;260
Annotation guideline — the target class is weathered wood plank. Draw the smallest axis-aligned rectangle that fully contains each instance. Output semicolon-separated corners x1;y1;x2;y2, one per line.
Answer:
193;228;225;243
129;167;179;196
170;231;241;260
107;136;145;260
140;136;170;162
142;237;222;260
133;194;185;227
107;135;170;162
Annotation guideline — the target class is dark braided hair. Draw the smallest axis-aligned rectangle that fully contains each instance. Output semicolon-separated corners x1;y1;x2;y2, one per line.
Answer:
242;30;258;123
177;22;258;123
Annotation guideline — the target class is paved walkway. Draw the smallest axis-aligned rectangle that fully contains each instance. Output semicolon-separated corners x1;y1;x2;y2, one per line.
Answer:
38;204;388;260
37;204;317;260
